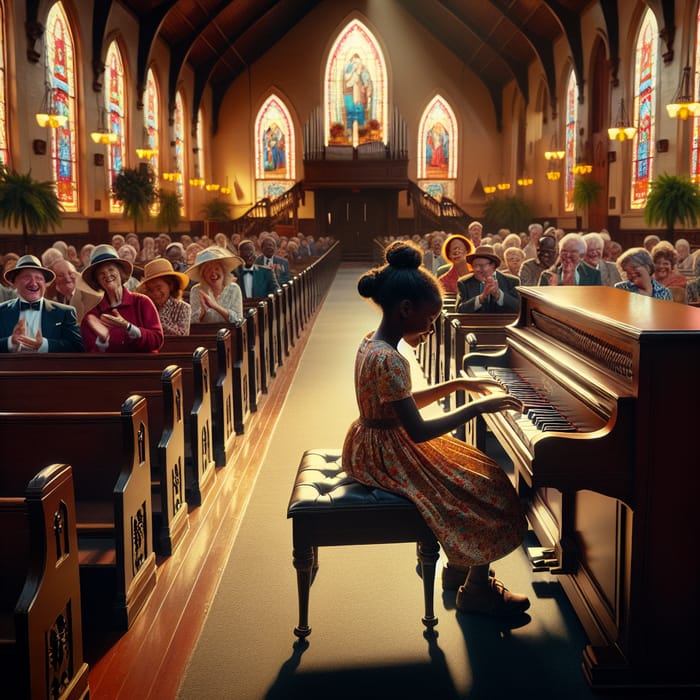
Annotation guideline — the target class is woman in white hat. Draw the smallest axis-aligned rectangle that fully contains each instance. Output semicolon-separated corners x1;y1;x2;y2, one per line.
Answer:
136;258;191;336
186;246;244;324
80;244;164;352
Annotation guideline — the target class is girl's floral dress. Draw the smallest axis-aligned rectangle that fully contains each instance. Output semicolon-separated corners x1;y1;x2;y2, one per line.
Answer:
342;336;526;568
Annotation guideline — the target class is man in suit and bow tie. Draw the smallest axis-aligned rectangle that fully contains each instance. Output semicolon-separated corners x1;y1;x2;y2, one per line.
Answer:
0;254;84;352
456;245;520;314
234;239;280;299
256;234;291;284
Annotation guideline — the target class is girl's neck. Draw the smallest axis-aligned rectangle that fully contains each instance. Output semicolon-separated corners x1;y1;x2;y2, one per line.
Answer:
373;319;401;349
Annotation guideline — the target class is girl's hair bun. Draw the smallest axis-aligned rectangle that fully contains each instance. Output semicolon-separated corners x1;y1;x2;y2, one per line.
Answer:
385;241;422;270
357;269;378;298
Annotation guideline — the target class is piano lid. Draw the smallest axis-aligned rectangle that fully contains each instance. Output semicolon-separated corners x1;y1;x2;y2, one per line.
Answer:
518;286;700;336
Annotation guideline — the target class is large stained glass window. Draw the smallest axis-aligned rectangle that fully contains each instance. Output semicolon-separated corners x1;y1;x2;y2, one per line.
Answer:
417;96;457;181
564;70;577;212
324;19;387;146
105;40;126;214
174;90;185;210
691;5;700;181
0;1;8;166
46;2;78;212
631;9;657;209
255;94;295;184
144;68;160;180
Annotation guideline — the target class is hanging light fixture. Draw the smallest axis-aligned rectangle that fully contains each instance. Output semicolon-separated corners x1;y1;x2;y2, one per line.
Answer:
608;98;636;141
219;176;232;195
544;133;565;161
35;81;67;129
136;126;158;160
496;180;511;191
666;63;700;120
90;103;118;145
546;159;561;181
572;133;592;175
205;182;220;192
517;174;533;187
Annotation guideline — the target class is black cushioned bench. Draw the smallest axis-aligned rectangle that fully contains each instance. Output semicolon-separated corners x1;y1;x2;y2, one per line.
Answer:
287;449;440;638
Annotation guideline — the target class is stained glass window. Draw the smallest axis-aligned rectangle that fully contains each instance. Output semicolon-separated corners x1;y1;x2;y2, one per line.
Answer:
0;1;8;166
174;91;185;211
196;107;204;182
105;40;126;214
691;5;700;181
417;96;457;180
631;9;657;209
564;70;577;212
46;2;78;212
255;95;295;180
324;19;387;146
144;68;160;180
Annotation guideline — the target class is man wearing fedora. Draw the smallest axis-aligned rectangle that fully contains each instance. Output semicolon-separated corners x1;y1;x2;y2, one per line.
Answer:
0;255;84;352
234;239;280;299
456;245;520;314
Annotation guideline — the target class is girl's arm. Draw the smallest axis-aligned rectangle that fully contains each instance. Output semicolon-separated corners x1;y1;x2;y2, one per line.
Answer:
392;392;523;443
411;377;504;409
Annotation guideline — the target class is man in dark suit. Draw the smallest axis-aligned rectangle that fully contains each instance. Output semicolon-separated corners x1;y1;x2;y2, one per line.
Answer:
234;239;280;299
456;245;520;313
0;254;84;352
256;234;291;284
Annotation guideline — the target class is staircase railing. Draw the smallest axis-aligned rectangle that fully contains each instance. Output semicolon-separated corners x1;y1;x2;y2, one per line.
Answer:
233;181;305;237
407;180;473;235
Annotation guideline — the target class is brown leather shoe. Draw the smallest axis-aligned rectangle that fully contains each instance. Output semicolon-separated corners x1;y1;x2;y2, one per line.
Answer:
455;577;530;616
441;565;496;591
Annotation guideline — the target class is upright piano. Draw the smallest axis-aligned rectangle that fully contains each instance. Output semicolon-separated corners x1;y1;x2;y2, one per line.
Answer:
463;286;700;690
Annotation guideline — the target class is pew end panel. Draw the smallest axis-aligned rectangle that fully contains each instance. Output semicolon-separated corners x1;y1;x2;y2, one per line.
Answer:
155;365;189;556
0;463;89;700
188;347;216;506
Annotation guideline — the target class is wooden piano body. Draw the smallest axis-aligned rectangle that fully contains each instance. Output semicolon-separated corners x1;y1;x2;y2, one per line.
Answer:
463;286;700;690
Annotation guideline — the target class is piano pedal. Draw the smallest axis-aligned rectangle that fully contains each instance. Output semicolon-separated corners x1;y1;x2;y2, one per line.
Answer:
527;546;560;573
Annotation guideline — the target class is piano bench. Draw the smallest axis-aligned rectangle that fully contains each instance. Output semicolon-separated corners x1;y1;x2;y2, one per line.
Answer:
286;448;440;638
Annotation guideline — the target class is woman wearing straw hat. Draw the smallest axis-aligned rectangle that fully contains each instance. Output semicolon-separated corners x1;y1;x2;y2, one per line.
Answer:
186;246;244;325
80;244;164;352
136;258;191;336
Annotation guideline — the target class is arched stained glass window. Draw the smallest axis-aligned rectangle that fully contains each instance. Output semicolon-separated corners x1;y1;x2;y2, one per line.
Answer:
564;70;577;212
144;68;160;180
255;95;295;180
324;19;387;145
0;1;8;166
196;107;204;182
174;91;186;210
46;2;78;212
417;95;457;180
691;5;700;181
105;40;126;214
631;9;657;209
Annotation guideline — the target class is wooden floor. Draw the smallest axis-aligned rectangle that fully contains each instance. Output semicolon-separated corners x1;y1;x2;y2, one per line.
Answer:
86;315;318;699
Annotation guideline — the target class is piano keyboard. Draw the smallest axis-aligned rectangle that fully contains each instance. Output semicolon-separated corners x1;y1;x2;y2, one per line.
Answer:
469;366;578;443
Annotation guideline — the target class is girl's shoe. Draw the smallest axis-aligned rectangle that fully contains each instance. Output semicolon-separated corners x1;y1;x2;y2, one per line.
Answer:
441;564;495;591
456;577;530;616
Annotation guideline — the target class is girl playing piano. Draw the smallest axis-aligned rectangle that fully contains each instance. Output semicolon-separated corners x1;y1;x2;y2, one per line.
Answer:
342;240;530;616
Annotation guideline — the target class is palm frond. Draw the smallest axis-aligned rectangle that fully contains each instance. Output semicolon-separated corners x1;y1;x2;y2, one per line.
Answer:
644;173;700;235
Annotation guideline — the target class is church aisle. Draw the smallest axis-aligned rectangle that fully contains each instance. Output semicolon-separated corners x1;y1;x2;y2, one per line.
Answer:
176;263;606;700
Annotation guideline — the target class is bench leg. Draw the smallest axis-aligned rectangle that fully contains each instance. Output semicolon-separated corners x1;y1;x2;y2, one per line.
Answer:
292;544;316;638
417;538;440;630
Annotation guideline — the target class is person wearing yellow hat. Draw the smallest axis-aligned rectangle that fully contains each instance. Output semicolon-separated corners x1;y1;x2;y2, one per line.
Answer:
136;258;191;336
80;244;164;352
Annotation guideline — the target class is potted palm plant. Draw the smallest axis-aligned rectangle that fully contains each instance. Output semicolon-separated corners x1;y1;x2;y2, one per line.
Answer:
0;165;64;253
200;197;232;237
483;195;532;234
572;175;603;231
112;166;157;236
644;173;700;238
157;189;182;236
